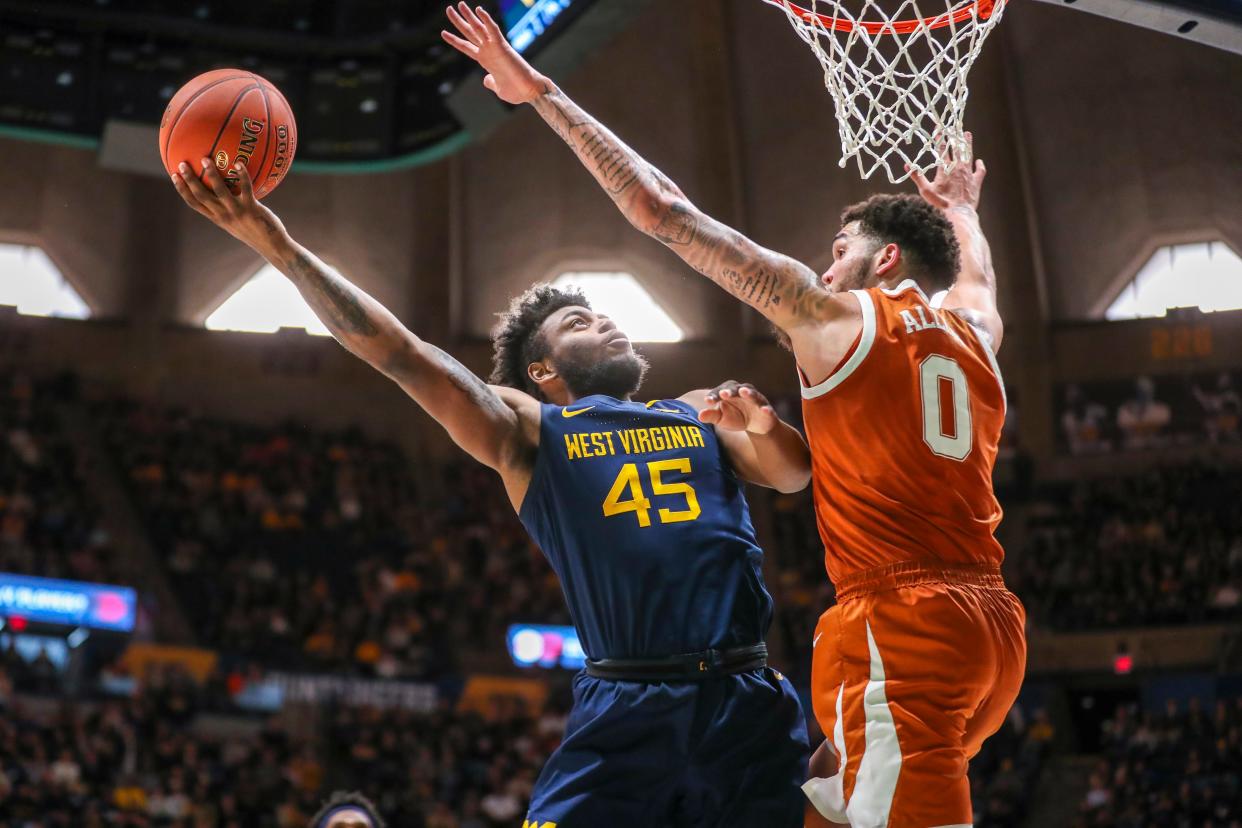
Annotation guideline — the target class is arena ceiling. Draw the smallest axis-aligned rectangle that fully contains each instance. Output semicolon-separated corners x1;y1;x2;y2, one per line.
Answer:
0;0;619;167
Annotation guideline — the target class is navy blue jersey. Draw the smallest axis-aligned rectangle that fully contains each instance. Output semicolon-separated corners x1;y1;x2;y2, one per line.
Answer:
517;394;774;660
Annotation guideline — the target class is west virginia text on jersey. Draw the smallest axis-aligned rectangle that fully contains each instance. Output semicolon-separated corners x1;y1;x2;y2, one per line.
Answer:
518;395;772;661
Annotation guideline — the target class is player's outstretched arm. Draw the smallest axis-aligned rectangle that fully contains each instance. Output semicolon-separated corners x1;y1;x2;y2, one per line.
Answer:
681;382;811;494
170;159;532;477
908;133;1003;350
440;3;846;335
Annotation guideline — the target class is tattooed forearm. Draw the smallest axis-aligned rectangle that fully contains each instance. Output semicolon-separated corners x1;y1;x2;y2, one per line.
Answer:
529;82;831;327
285;251;380;338
652;202;698;246
423;344;512;420
531;83;677;213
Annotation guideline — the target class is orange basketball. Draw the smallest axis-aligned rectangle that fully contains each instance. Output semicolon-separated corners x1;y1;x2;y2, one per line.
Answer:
159;69;297;200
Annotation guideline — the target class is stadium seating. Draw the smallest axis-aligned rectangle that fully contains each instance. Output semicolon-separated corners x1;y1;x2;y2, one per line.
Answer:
93;398;565;677
1075;696;1242;826
1014;464;1242;630
0;661;563;826
0;373;120;587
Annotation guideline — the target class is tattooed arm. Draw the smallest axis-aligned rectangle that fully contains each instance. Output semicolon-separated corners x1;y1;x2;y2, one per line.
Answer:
441;3;850;335
170;157;534;482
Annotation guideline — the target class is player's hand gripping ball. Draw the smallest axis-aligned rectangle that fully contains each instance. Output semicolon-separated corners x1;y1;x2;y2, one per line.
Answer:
159;69;297;200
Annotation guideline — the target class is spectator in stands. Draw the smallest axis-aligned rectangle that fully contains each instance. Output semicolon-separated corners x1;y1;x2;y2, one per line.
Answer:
1116;376;1172;451
1061;384;1112;455
1194;371;1242;444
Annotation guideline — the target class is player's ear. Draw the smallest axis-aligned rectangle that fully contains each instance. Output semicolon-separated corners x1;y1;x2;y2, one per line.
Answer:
875;242;902;277
528;360;557;386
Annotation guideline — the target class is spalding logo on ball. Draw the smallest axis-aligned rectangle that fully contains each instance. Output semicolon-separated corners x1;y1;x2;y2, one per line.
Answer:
159;69;298;199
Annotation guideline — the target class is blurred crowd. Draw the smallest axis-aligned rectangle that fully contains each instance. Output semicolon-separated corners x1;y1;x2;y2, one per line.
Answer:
766;487;834;682
1076;696;1242;828
323;696;564;827
1061;372;1240;455
95;399;565;678
1014;464;1242;630
970;705;1054;828
0;372;120;586
0;662;566;828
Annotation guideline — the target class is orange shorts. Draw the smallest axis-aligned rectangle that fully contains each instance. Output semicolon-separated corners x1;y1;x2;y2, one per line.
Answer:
803;562;1026;828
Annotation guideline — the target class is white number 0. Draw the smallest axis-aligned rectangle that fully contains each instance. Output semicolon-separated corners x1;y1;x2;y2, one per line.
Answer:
920;355;972;461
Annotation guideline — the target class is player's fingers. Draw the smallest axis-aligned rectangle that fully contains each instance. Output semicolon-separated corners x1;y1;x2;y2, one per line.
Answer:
483;74;497;92
177;162;220;210
441;30;480;56
456;2;483;38
975;158;987;182
462;3;487;32
199;158;235;204
446;6;479;42
232;161;255;203
170;172;213;218
698;405;722;425
908;165;932;195
740;385;771;407
477;6;502;37
472;6;494;41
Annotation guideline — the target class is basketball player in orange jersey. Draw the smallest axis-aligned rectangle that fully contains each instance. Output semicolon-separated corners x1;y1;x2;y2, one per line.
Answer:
444;4;1026;826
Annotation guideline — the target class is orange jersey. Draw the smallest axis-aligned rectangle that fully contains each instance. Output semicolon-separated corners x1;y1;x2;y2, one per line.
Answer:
800;279;1006;587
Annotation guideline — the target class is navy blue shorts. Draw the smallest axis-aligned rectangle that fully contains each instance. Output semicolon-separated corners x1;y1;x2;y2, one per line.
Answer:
524;666;810;828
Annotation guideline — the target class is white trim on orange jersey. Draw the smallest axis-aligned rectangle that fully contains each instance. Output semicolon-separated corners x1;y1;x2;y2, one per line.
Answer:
800;289;877;400
880;278;930;303
844;620;903;828
803;680;850;824
962;319;1007;414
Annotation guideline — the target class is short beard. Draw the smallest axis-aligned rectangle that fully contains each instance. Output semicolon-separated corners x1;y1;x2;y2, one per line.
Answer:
557;351;649;400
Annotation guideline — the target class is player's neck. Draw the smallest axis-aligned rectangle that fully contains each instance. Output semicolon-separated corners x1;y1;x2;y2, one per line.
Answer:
560;392;632;405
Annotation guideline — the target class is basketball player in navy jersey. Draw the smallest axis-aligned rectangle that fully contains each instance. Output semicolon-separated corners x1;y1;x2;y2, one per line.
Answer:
171;153;812;823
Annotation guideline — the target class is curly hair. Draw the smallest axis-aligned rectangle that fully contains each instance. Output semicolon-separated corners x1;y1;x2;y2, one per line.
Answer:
308;791;386;828
490;283;590;396
841;194;960;293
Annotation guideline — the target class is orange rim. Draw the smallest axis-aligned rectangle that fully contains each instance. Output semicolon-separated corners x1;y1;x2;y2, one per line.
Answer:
765;0;1002;36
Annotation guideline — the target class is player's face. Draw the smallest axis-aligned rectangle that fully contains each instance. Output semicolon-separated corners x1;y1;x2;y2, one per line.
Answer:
821;221;881;293
540;305;649;399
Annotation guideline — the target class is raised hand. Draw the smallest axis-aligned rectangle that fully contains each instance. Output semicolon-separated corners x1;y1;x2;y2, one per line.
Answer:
699;381;780;435
907;131;987;213
441;3;546;105
171;158;287;255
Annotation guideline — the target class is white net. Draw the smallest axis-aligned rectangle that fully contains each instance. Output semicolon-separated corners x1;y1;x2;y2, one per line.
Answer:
768;0;1006;183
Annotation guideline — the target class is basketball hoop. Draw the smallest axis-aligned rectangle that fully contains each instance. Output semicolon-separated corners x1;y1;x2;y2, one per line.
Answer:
764;0;1007;183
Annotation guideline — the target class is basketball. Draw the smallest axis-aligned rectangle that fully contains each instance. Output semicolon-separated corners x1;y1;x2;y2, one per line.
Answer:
158;69;297;200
